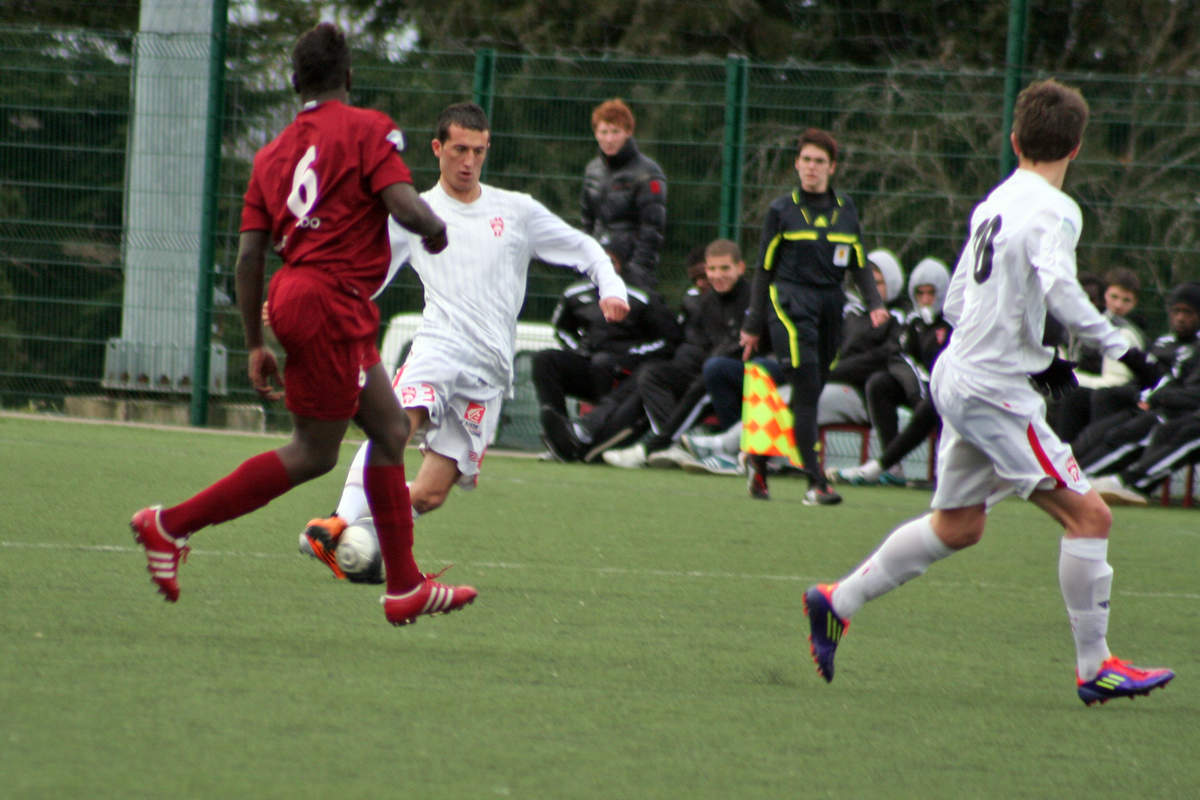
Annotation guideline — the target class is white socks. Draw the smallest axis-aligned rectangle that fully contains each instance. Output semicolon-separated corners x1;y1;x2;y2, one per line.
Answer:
832;513;953;619
334;440;371;524
1058;536;1112;681
335;442;421;525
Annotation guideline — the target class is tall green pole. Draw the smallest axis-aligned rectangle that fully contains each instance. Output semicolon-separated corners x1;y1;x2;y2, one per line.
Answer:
191;0;228;426
720;55;748;241
473;48;496;181
1000;0;1029;178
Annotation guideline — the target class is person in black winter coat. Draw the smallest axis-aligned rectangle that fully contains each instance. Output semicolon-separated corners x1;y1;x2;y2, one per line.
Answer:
1074;282;1200;482
598;239;754;467
534;251;681;461
581;98;667;290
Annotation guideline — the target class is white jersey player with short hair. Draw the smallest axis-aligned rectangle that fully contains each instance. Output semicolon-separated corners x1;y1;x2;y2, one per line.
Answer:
803;80;1173;704
930;168;1130;509
332;180;626;522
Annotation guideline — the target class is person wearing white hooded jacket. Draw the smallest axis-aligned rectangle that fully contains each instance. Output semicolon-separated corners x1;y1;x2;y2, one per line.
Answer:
831;256;952;485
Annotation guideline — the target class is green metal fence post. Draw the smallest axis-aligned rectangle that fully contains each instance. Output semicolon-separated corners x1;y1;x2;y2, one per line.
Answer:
191;0;228;426
1000;0;1029;179
720;54;748;242
473;48;496;180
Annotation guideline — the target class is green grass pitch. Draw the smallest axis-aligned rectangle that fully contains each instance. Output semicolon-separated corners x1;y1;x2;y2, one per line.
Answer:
0;414;1196;799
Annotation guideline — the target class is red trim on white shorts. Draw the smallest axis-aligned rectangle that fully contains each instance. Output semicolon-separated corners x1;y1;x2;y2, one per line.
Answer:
1026;423;1066;488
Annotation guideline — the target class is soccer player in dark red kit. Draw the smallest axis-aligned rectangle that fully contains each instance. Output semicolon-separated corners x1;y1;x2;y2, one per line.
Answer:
130;22;477;626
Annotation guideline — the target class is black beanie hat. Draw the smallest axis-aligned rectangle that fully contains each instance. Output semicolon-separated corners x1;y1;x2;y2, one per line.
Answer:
1167;282;1200;314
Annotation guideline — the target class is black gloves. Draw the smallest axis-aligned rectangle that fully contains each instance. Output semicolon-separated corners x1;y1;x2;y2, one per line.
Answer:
1029;356;1078;398
1118;347;1161;389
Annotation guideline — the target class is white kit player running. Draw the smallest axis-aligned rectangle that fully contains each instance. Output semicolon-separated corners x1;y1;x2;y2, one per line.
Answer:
300;102;629;585
801;79;1174;705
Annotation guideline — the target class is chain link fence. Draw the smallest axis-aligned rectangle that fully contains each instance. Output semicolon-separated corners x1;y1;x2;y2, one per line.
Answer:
3;21;1198;446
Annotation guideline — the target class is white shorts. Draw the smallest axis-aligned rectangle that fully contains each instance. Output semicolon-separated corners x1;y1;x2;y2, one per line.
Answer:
394;349;504;490
930;360;1089;509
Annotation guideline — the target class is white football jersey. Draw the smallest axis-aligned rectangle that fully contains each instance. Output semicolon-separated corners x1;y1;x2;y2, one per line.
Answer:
940;168;1128;382
380;181;626;392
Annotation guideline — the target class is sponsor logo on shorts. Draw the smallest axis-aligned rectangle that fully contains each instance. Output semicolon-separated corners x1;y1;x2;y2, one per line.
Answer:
490;216;505;237
463;401;485;435
357;367;367;388
1066;454;1080;482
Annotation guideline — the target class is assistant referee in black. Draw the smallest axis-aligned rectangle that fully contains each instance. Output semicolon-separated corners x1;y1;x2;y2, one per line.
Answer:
740;128;889;504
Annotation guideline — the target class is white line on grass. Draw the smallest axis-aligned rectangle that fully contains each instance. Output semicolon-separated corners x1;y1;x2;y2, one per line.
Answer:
4;539;1199;601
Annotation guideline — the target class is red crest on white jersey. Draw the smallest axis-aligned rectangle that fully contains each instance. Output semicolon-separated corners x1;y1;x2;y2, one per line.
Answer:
490;216;504;237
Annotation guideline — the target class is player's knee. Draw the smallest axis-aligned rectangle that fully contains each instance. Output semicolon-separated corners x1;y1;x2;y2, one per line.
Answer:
370;419;411;463
931;508;986;549
1074;496;1113;537
297;448;339;481
410;485;448;515
944;524;985;549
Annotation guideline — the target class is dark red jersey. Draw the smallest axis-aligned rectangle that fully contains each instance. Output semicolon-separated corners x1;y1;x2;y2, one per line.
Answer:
241;99;412;301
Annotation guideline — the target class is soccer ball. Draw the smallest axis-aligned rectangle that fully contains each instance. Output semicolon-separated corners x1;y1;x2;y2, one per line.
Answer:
336;519;385;584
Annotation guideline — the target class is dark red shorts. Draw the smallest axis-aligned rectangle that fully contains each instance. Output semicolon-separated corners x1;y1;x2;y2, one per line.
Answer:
267;269;381;420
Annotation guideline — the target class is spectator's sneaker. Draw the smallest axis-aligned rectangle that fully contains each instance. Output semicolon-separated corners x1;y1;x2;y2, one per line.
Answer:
747;455;769;499
829;461;883;485
804;484;843;505
647;443;700;469
301;515;348;580
830;465;871;485
382;568;478;626
603;442;647;469
878;466;907;486
1076;656;1174;705
682;454;744;476
680;433;718;461
1090;475;1148;506
803;583;849;683
130;505;190;603
540;407;583;462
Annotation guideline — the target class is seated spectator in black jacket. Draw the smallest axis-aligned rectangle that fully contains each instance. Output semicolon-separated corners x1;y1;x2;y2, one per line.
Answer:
534;251;681;461
1048;267;1145;442
815;248;907;428
1090;408;1200;505
678;244;710;329
581;98;667;290
1072;281;1200;481
598;239;752;468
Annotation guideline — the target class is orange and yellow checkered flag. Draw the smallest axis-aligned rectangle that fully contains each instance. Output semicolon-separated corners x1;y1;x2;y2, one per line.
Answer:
740;363;802;467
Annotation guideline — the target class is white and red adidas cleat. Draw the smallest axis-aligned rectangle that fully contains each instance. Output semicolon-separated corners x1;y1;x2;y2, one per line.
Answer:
382;568;477;626
130;505;190;603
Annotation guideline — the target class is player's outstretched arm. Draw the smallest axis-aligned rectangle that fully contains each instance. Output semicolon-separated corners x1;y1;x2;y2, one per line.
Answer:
381;183;447;253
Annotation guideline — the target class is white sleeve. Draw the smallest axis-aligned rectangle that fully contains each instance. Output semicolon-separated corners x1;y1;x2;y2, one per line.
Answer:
373;219;414;300
1076;326;1139;389
524;196;628;303
1030;211;1128;359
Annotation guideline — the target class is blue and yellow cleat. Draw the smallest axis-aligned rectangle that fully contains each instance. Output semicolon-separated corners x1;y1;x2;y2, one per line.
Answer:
1077;656;1174;706
803;583;848;683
